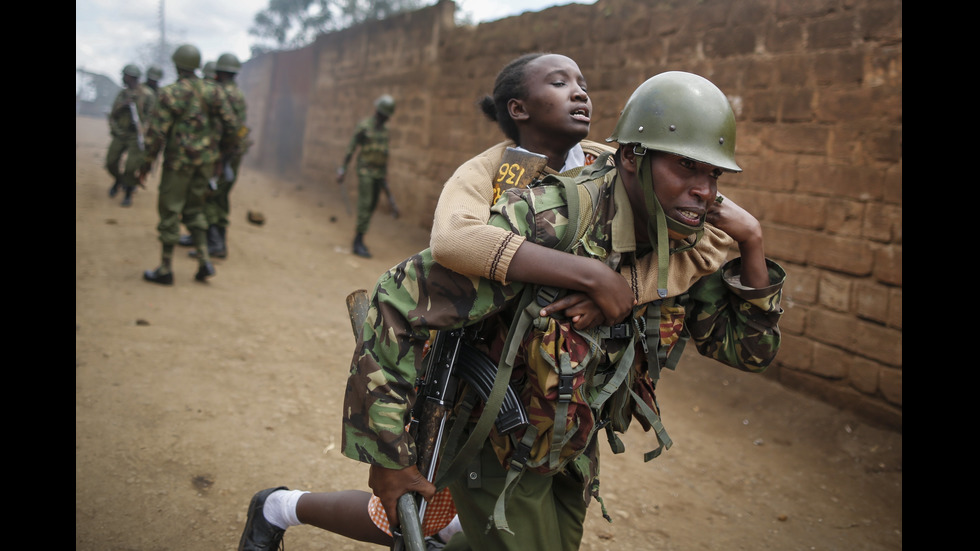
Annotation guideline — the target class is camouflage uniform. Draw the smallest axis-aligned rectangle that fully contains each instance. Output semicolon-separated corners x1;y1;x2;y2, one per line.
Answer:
203;80;250;233
105;83;155;198
141;74;239;267
342;162;785;550
342;115;390;235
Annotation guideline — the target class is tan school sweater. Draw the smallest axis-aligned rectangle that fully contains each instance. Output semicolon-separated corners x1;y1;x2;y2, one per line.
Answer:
428;140;734;303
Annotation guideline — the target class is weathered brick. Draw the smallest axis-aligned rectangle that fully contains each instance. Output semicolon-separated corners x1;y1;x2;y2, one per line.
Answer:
776;332;814;371
808;308;857;350
867;126;903;164
766;225;812;264
737;155;797;192
808;16;859;49
774;55;810;87
813;51;864;85
775;0;838;19
705;26;757;57
848;356;881;395
863;203;901;243
745;90;781;122
817;271;852;313
779;303;807;335
808;233;874;276
887;288;901;330
782;89;816;122
862;6;903;43
769;124;829;155
882;164;902;206
767;20;805;53
784;264;819;305
797;162;885;201
879;366;902;406
824;198;865;238
873;245;902;286
854;320;902;366
854;280;890;324
815;88;876;122
811;342;850;379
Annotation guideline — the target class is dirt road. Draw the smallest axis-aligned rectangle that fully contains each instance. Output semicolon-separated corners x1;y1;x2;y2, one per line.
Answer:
76;115;902;551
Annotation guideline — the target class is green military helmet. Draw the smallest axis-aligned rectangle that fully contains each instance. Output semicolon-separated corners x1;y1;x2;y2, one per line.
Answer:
203;61;217;79
607;71;740;172
147;65;163;80
216;53;241;74
375;94;395;117
172;44;202;71
122;64;141;78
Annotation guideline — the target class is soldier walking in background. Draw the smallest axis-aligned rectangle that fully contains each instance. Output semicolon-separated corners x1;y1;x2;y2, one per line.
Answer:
203;60;218;81
145;65;163;95
105;63;155;207
198;53;250;259
336;94;395;258
179;59;222;251
138;44;239;286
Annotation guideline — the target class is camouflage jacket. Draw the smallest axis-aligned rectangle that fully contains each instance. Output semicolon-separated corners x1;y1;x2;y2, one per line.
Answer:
107;84;155;141
220;81;251;157
142;75;239;173
341;115;389;178
342;167;785;473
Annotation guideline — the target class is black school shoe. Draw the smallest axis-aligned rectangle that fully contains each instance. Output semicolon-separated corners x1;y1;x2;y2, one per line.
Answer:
238;486;288;551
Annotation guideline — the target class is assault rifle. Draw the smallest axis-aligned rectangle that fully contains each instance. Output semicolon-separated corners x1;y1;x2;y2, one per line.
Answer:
127;100;145;152
337;167;352;215
344;289;528;551
381;179;400;219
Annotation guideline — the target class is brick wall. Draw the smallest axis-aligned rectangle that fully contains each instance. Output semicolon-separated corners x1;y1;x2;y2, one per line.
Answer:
238;0;903;431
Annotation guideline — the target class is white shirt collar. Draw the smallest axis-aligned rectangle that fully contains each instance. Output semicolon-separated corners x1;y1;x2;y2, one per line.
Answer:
511;143;586;173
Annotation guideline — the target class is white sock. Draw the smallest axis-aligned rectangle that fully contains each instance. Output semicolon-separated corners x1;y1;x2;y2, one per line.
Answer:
262;489;309;530
438;515;463;542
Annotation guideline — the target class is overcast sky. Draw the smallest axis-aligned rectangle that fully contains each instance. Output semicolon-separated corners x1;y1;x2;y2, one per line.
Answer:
76;0;595;81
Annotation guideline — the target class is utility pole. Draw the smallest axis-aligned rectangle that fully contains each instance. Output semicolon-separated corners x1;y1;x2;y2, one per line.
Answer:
158;0;167;79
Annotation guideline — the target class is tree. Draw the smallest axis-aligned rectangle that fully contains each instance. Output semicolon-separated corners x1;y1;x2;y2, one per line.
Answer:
249;0;432;55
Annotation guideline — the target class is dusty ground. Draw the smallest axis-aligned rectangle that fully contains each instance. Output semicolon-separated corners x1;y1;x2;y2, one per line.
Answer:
76;115;902;551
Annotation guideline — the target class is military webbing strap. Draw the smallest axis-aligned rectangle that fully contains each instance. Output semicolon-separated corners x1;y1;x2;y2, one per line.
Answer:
631;385;672;461
486;170;615;533
432;286;536;491
433;170;597;490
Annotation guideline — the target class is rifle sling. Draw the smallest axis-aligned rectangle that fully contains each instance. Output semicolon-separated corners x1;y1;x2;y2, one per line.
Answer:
432;173;593;490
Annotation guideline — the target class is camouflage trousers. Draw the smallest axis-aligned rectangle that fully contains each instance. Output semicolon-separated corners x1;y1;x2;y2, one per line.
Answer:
354;171;384;235
204;155;242;228
155;165;210;247
105;136;143;190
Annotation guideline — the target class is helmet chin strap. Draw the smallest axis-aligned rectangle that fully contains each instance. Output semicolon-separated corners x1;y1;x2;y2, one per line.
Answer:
635;148;705;298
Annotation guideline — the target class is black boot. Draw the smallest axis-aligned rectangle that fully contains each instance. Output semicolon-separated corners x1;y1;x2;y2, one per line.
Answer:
120;186;134;207
143;265;174;285
195;261;216;282
208;225;227;258
108;178;121;198
189;226;226;258
352;233;371;258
